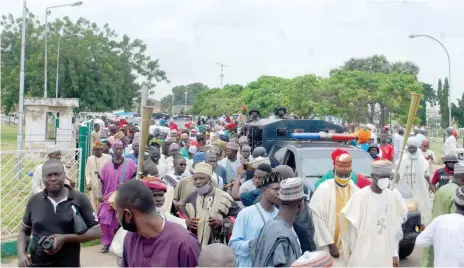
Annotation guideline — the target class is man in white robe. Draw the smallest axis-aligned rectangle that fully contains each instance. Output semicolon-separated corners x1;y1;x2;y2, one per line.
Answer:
32;146;71;194
309;153;359;266
340;160;406;267
396;136;434;224
85;141;112;211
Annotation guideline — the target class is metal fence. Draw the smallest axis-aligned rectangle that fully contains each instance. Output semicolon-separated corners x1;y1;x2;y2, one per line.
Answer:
0;148;82;239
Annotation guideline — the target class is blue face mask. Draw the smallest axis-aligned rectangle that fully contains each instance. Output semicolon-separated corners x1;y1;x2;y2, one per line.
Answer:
370;153;378;159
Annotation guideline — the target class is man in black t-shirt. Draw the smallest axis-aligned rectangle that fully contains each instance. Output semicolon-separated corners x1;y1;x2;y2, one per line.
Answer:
17;159;101;267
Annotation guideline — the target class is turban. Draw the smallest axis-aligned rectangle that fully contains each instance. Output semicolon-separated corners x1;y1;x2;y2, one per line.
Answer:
212;140;227;153
371;160;394;176
226;142;240;151
407;137;420;148
331;149;349;167
142;180;167;192
334;154;352;172
193;162;213;177
455;186;464;207
112;139;124;148
94;141;104;149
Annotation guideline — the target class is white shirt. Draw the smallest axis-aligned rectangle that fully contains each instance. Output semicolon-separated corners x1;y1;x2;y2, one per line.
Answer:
393;134;404;162
415;213;464;267
218;158;241;183
444;135;457;156
239;180;256;194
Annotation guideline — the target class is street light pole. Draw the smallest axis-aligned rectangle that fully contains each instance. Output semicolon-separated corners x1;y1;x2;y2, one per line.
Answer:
44;1;83;98
17;0;27;151
55;34;81;97
184;90;188;113
409;34;452;127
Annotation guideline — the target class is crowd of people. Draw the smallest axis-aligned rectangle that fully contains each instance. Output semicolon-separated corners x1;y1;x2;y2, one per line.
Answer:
18;108;464;267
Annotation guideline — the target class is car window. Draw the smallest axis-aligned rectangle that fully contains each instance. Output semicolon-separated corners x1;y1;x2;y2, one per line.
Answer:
272;147;286;163
300;149;372;177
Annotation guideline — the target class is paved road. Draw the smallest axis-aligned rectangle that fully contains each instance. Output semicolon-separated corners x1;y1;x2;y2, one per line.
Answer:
401;247;421;267
5;244;422;267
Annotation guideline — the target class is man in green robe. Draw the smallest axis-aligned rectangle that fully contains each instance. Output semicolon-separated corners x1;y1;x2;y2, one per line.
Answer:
421;162;464;267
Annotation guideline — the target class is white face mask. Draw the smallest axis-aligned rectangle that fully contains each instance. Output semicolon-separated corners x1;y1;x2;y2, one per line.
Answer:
155;206;163;213
196;182;211;195
376;178;390;190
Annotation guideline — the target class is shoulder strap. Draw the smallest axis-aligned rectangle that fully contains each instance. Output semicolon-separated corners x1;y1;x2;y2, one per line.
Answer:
120;159;128;184
254;204;266;224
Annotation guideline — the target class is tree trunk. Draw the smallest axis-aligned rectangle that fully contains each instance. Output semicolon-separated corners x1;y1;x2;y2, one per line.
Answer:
379;103;387;127
368;103;375;124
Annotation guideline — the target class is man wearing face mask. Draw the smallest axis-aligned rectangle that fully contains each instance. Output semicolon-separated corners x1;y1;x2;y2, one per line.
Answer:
421;162;464;267
116;180;201;267
309;154;359;266
397;137;434;224
368;143;382;160
430;153;458;189
340;160;407;267
179;162;241;248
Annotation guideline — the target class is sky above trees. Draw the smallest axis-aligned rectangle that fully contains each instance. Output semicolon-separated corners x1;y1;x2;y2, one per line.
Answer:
2;0;463;103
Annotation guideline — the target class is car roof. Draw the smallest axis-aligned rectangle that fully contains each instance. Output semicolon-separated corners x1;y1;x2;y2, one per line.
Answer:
282;141;361;150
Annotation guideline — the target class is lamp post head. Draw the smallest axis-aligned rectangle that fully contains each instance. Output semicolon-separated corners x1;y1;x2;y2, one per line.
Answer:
71;1;83;6
408;34;418;39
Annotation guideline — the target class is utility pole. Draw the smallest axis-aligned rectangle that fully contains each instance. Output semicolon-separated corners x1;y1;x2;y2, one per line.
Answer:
17;0;27;151
216;63;229;88
184;89;188;114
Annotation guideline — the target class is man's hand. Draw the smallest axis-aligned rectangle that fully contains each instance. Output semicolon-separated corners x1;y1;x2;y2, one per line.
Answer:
328;243;340;258
208;216;223;229
44;234;67;255
186;218;199;230
393;256;400;267
18;253;31;267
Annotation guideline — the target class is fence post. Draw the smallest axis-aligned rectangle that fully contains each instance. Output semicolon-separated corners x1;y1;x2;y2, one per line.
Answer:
78;124;88;193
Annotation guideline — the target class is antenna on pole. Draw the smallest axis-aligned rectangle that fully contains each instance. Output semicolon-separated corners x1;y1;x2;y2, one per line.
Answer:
216;63;229;88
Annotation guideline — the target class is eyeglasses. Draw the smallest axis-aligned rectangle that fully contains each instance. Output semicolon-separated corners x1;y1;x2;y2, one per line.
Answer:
179;163;187;166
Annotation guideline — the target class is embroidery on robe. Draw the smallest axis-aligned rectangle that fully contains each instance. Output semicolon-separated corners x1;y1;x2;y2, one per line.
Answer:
377;218;386;235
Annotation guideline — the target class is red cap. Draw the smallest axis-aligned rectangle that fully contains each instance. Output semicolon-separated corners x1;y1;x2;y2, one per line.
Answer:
142;180;167;192
331;148;349;167
190;140;199;146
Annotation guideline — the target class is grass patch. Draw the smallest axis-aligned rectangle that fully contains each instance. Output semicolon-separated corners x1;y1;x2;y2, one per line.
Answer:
83;239;101;247
1;124;18;150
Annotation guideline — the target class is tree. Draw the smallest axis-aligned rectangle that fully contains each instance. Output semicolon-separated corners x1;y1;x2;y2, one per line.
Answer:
1;12;167;113
331;54;420;126
451;92;464;128
417;83;437;125
441;78;450;127
190;84;245;116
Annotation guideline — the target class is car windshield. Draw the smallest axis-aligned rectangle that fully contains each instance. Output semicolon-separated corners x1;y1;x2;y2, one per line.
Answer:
300;149;372;177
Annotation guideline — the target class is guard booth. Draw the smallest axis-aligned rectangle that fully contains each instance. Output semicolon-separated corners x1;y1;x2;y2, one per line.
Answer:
246;119;345;152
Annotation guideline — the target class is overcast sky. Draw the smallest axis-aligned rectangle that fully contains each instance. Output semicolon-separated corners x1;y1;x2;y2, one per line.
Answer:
3;0;463;104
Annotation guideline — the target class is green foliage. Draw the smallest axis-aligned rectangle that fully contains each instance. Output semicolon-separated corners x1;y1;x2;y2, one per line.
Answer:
1;12;167;113
418;83;436;125
451;92;464;128
160;83;208;112
190;84;245;116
